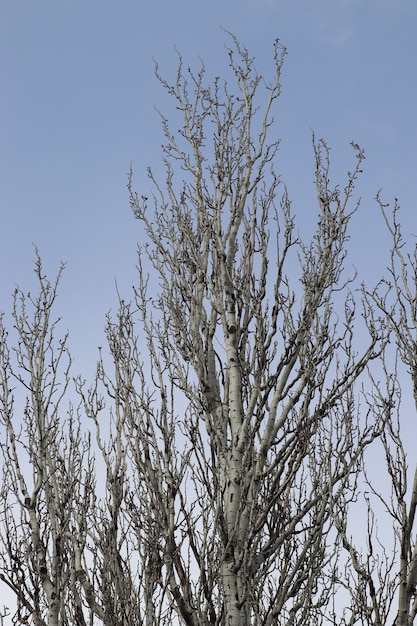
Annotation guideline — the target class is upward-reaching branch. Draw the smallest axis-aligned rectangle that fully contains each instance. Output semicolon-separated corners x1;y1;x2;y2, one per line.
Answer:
1;34;408;626
125;34;386;626
0;251;96;626
365;199;417;626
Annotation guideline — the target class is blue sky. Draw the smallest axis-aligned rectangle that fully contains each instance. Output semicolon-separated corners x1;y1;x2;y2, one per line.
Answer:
0;0;416;616
1;0;416;376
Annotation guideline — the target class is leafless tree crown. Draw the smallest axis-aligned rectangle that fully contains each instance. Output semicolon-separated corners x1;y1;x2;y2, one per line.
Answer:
1;35;416;626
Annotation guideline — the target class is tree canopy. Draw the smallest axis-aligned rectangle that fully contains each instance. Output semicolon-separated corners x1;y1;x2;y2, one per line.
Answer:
1;34;416;626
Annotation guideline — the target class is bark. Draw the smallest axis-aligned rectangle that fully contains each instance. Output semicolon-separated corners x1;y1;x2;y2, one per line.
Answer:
125;35;386;625
2;35;414;626
0;252;97;626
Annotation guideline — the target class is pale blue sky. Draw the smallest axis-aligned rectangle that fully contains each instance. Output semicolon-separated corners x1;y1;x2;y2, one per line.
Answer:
1;0;416;376
0;0;417;617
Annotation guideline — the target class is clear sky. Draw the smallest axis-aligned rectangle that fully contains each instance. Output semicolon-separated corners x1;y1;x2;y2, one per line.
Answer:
1;0;416;378
0;0;416;618
0;0;416;602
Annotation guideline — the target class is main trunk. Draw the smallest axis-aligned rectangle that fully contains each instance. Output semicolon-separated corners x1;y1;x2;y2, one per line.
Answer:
221;300;249;626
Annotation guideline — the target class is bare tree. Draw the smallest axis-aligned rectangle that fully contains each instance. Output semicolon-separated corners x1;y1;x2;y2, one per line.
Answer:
0;252;96;626
113;34;386;625
379;201;417;626
1;35;407;626
332;200;417;626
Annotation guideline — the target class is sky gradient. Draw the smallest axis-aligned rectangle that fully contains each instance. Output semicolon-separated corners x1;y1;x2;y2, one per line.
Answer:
1;0;416;376
1;0;417;614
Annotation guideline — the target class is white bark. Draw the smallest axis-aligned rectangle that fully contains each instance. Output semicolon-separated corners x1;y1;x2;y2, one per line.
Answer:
0;252;96;626
126;35;386;625
2;36;415;626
